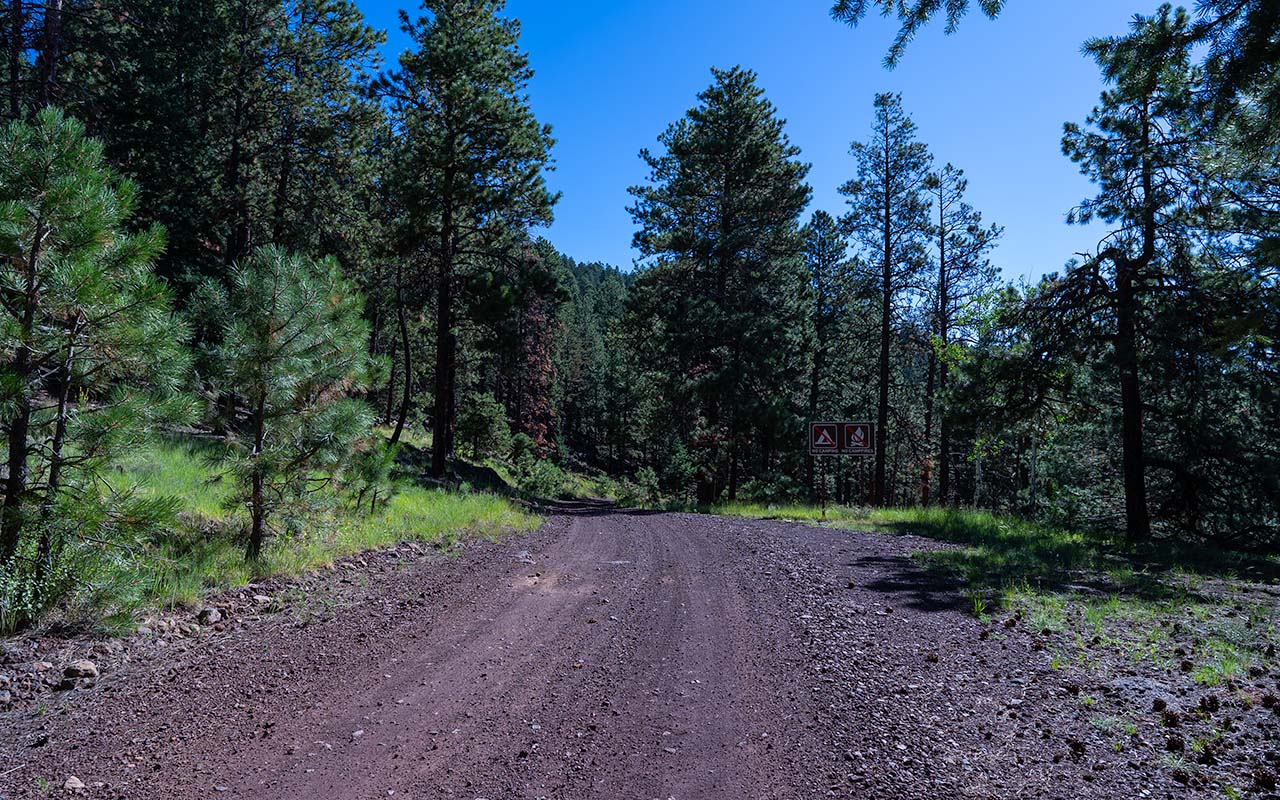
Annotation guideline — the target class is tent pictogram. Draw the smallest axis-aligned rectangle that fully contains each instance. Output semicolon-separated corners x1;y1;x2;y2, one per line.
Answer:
809;423;839;454
810;421;875;456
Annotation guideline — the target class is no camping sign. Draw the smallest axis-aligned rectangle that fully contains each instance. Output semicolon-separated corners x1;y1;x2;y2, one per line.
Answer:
809;421;875;457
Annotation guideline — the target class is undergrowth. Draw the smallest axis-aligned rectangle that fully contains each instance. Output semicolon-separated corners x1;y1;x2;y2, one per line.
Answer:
9;434;540;634
713;501;1280;686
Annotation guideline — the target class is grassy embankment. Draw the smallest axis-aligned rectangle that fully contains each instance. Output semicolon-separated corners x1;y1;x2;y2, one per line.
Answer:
714;502;1280;687
67;434;541;631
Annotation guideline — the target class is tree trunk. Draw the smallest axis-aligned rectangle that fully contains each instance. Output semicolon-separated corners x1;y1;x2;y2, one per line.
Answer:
0;371;30;563
391;262;412;445
1113;95;1156;541
385;335;398;425
34;340;75;582
874;126;892;507
44;341;74;499
938;357;952;506
874;223;892;506
1115;264;1150;540
33;0;59;109
1;223;40;563
430;248;455;477
921;349;936;506
246;391;267;561
806;293;823;496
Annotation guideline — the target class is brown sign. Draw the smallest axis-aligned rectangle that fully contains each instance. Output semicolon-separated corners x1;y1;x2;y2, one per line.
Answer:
809;421;875;456
809;422;839;455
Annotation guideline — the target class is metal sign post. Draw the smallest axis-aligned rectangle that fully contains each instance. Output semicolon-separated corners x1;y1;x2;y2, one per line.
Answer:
809;421;876;510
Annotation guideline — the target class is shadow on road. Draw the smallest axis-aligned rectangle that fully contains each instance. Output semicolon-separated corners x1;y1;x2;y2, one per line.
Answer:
850;554;971;614
535;498;666;518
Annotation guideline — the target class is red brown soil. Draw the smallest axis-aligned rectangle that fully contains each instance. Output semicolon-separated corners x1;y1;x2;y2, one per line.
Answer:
0;506;1233;798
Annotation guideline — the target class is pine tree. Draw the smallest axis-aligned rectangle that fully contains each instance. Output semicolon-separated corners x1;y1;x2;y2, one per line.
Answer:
840;92;932;506
1054;5;1204;540
380;0;556;476
202;246;373;560
922;164;1001;505
58;0;384;284
0;109;190;619
802;210;852;491
629;66;812;504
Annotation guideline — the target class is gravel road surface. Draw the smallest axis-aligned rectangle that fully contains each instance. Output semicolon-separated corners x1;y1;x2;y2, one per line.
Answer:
1;506;1191;799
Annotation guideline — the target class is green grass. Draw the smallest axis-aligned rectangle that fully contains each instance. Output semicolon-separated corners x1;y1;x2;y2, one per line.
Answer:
97;435;542;620
713;501;1280;685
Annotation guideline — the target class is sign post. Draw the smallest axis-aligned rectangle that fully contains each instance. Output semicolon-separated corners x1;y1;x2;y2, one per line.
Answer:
808;421;877;515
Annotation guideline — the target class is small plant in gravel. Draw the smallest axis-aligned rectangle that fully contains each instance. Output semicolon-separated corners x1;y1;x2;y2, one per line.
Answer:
1193;643;1250;686
968;590;990;622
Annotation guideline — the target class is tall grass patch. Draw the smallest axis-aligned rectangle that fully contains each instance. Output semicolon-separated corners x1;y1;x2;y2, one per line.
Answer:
31;437;541;630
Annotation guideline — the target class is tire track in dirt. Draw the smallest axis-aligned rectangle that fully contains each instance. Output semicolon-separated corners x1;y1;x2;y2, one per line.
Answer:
5;507;1137;800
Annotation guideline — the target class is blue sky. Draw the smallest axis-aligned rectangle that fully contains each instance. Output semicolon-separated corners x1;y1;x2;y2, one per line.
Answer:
359;0;1152;283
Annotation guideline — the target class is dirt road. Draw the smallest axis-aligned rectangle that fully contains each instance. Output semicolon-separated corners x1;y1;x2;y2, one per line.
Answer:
1;507;1184;799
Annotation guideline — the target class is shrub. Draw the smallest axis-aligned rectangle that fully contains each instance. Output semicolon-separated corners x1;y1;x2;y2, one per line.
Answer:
514;450;567;499
201;246;374;560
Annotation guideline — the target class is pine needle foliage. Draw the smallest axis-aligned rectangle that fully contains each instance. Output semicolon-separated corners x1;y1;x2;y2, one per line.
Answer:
0;108;192;631
201;246;374;561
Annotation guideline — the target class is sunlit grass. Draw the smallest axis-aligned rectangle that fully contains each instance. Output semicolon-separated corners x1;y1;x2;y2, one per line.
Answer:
122;435;232;521
100;437;542;618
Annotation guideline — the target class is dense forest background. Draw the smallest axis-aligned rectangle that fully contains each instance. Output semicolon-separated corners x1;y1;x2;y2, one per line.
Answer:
0;0;1278;630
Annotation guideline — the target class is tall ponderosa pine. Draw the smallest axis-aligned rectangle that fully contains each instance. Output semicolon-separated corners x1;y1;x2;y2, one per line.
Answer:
802;210;852;491
381;0;556;474
841;92;932;506
629;66;812;504
1050;6;1204;539
0;109;190;617
923;164;1001;505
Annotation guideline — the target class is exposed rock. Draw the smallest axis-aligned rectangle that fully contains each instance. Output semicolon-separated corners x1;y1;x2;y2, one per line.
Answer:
198;607;224;625
64;660;100;679
1108;676;1180;714
63;775;86;793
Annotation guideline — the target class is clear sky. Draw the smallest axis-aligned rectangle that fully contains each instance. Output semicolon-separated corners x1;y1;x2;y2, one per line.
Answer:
358;0;1153;283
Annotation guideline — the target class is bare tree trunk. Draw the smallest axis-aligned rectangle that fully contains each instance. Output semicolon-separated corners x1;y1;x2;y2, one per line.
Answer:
391;262;412;445
33;0;59;109
8;0;22;118
246;391;267;561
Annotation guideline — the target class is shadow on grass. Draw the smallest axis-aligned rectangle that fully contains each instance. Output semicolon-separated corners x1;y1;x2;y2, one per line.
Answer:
863;509;1280;607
